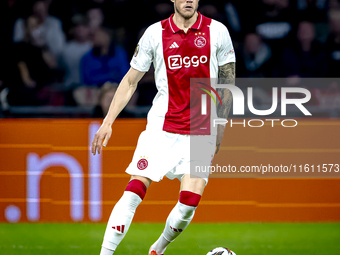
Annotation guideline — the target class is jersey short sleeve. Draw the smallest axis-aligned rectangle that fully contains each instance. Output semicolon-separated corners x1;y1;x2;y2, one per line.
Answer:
216;23;236;66
130;26;154;72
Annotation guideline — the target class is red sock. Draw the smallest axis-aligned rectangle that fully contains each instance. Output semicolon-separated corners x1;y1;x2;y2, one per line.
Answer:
125;179;147;200
179;191;201;207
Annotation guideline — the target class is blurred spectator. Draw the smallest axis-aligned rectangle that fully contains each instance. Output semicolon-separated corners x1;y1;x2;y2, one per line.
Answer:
330;0;340;8
237;33;273;77
281;21;327;77
325;9;340;77
0;0;20;49
154;2;174;20
80;28;129;87
2;0;340;115
8;15;58;105
93;82;118;117
13;0;66;57
223;1;242;39
73;85;100;107
254;0;296;63
60;15;93;89
87;7;105;39
295;0;330;43
199;4;223;22
295;0;329;22
255;0;295;38
92;81;139;117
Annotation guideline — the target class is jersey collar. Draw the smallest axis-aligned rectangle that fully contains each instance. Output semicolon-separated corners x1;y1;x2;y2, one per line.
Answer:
169;12;203;33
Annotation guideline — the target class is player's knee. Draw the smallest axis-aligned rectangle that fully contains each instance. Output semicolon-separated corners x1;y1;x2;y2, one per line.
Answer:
125;179;147;200
179;190;201;207
130;175;152;188
178;191;201;218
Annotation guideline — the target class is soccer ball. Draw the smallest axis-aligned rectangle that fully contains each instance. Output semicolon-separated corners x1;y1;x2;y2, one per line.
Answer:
206;247;236;255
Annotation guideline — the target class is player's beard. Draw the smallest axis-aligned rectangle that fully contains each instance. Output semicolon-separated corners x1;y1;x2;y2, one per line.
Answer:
175;4;198;20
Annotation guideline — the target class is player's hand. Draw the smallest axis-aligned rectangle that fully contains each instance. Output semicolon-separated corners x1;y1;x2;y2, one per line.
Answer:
91;122;112;155
215;124;225;154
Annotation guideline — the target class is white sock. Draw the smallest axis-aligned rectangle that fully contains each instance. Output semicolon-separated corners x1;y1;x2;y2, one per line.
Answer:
99;246;114;255
149;234;170;254
151;202;196;254
100;191;142;254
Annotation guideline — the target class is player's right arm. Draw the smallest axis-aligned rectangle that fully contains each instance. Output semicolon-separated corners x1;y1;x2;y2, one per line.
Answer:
92;23;155;155
91;67;145;155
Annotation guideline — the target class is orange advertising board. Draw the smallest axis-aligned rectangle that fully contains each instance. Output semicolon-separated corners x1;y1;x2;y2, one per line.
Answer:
0;119;339;223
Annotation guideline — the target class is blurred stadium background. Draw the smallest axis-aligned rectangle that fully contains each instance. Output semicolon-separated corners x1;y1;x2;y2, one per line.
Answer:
0;0;340;254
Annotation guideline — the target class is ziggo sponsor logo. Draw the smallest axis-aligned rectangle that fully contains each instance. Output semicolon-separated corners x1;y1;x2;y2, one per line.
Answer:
168;55;208;69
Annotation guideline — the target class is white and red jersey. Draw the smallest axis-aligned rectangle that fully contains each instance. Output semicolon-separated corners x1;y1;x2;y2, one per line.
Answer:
131;13;235;135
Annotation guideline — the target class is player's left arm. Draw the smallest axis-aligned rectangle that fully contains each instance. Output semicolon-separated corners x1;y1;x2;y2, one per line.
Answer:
215;62;235;154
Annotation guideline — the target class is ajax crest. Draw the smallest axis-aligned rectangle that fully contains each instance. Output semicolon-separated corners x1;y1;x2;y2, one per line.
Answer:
137;157;148;170
194;36;207;48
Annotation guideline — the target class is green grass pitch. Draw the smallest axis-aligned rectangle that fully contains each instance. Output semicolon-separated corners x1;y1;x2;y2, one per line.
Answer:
0;223;339;254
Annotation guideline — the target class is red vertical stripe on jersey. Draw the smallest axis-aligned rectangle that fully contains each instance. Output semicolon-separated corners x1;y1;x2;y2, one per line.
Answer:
161;13;212;135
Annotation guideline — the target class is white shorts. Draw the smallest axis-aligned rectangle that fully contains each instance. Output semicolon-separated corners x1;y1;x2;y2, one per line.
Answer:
125;129;216;183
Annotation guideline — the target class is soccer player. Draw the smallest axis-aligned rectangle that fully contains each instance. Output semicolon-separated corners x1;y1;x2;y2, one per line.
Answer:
91;0;236;254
